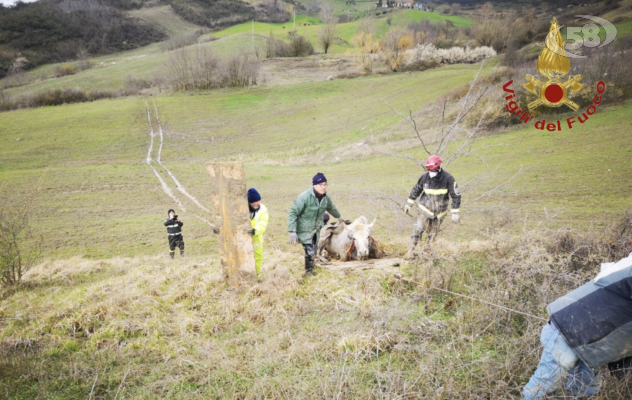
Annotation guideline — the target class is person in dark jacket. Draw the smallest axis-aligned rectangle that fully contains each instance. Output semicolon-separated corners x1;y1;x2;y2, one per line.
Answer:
522;252;632;399
288;173;345;276
164;209;184;259
403;155;461;258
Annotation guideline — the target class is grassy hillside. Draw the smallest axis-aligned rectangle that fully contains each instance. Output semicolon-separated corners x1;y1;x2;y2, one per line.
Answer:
1;59;631;261
2;3;632;399
1;35;267;99
0;63;491;259
0;9;470;101
0;0;166;78
129;5;203;36
208;9;471;53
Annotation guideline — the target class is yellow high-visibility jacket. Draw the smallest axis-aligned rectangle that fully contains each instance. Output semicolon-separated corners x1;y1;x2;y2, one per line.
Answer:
251;204;269;246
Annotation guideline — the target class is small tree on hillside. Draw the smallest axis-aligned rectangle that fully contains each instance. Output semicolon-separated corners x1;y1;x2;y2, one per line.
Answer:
0;182;42;285
318;10;338;54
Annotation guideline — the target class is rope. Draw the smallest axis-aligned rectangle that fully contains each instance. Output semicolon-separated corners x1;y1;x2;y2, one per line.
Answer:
394;274;548;322
345;240;356;260
370;235;392;253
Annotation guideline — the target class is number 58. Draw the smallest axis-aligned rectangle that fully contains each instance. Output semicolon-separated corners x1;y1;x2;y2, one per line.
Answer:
566;24;602;50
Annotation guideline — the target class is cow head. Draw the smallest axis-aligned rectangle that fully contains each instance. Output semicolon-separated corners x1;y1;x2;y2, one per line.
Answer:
345;216;376;260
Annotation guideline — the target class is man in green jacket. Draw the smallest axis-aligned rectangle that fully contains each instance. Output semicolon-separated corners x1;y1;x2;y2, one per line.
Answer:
288;172;345;276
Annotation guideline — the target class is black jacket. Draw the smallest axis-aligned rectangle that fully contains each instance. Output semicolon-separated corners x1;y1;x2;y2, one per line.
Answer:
164;218;183;236
407;169;461;218
548;253;632;369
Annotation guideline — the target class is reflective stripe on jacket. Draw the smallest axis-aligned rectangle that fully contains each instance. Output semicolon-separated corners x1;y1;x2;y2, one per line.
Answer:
407;169;461;218
164;219;183;236
288;188;341;245
251;204;269;247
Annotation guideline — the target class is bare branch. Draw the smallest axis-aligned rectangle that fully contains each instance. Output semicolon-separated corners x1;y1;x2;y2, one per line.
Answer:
384;101;431;157
464;164;524;206
366;144;425;167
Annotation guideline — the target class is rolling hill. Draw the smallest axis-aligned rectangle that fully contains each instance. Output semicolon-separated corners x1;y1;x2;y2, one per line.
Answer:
2;2;632;398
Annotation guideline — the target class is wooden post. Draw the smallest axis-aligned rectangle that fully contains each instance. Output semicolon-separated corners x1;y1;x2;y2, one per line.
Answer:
206;162;256;287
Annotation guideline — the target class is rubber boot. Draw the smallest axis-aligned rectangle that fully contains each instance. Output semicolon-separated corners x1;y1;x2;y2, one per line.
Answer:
180;250;185;257
169;252;175;259
305;260;315;276
405;235;420;260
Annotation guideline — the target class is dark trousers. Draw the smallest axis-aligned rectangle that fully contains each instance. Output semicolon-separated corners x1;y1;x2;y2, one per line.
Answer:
168;235;185;253
302;234;317;272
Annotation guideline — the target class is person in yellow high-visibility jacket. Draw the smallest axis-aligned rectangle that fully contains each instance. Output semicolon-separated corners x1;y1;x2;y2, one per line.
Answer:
247;188;269;280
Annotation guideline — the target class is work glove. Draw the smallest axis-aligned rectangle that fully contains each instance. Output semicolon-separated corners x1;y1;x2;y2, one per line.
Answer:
452;213;460;223
289;232;298;245
246;229;256;236
212;228;220;234
403;203;412;215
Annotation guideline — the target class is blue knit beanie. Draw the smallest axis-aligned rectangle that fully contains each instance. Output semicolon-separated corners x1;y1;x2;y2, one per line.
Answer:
247;188;261;203
312;172;327;185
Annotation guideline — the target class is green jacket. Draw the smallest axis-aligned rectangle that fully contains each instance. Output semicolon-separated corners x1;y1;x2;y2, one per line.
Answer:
288;188;341;244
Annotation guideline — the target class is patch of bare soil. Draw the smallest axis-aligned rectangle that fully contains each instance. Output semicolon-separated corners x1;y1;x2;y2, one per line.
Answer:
259;54;362;85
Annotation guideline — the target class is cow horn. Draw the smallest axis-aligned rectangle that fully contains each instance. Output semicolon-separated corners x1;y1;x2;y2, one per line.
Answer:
369;215;377;228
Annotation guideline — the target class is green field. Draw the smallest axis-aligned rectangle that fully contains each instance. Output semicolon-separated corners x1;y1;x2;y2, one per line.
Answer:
1;59;630;260
207;9;471;53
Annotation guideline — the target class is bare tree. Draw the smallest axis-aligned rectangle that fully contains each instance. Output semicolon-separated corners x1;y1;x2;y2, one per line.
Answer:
377;62;499;168
0;85;11;110
0;182;42;285
317;8;338;54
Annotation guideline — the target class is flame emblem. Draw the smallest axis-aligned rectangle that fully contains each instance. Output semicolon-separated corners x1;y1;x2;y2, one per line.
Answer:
524;18;585;111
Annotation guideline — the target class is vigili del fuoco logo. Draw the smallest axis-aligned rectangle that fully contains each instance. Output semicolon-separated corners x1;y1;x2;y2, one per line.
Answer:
502;17;606;131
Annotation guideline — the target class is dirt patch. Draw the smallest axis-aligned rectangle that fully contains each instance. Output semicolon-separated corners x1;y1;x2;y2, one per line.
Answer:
260;55;362;85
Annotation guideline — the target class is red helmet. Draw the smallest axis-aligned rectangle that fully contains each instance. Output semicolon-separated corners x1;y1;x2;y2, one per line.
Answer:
425;155;442;171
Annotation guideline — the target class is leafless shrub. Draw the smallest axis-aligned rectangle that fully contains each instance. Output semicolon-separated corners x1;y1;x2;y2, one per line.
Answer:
0;85;12;111
217;52;260;88
471;3;545;54
76;48;91;70
124;75;151;91
0;182;42;286
265;32;314;58
166;45;219;91
318;11;339;54
408;19;470;49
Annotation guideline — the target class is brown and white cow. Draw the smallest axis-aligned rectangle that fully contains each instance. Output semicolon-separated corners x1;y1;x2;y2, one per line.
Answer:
318;216;378;261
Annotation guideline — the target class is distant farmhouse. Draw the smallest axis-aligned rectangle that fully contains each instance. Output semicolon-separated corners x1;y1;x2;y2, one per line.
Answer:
374;0;430;10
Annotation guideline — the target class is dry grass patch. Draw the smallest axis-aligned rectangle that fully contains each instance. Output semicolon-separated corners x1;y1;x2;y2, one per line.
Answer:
2;210;632;398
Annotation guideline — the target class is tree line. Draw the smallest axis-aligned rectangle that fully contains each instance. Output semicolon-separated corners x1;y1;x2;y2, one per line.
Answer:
0;0;165;79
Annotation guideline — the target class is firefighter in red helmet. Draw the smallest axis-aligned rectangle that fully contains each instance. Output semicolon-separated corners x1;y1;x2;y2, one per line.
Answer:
403;155;461;258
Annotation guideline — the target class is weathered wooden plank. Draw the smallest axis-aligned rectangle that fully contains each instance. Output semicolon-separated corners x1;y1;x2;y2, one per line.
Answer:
206;162;256;287
318;258;402;271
